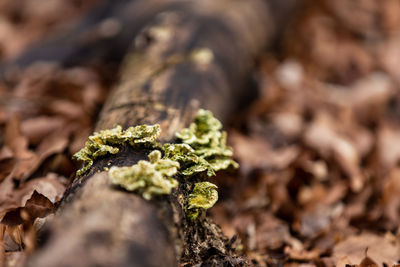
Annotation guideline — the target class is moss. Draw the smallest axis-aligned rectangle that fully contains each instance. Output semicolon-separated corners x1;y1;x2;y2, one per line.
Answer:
73;124;161;176
109;150;179;200
187;182;218;220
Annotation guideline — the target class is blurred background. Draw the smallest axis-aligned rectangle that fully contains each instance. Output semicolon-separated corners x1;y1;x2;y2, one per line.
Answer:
0;0;400;266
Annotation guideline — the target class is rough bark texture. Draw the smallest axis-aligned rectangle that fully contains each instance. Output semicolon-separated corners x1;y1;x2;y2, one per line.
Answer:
28;0;298;266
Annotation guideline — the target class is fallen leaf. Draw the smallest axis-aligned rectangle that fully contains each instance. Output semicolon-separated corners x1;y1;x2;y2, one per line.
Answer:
303;113;364;191
382;168;400;224
1;191;55;227
230;131;299;174
377;123;400;170
284;246;320;261
0;174;65;219
20;116;64;145
333;233;400;266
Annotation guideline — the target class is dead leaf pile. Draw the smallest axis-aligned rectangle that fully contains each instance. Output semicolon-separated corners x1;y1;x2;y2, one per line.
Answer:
211;0;400;266
0;0;400;266
0;62;107;265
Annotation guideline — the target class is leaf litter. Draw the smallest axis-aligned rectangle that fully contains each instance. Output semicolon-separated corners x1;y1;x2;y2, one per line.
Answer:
211;0;400;266
1;0;400;266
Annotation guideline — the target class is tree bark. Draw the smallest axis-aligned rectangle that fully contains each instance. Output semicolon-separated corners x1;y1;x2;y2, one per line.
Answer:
28;0;298;266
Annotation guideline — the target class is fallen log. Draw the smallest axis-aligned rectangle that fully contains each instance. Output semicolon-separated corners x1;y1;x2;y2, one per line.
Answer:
28;0;298;266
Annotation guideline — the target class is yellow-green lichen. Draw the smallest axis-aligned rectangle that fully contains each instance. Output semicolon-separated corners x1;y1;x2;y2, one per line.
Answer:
73;124;160;176
173;109;238;177
73;109;238;216
109;150;179;200
162;143;215;177
187;182;218;220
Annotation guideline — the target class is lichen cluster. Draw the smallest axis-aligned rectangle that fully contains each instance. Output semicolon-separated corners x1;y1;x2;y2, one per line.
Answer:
73;125;160;176
109;150;179;200
73;109;238;219
174;109;239;177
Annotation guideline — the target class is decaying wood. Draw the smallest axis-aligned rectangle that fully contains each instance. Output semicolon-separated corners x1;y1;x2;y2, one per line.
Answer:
28;0;298;266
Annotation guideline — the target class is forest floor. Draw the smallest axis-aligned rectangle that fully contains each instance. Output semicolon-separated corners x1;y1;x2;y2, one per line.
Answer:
0;0;400;266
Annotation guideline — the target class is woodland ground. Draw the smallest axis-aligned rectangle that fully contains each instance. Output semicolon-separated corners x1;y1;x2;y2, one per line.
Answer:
0;0;400;266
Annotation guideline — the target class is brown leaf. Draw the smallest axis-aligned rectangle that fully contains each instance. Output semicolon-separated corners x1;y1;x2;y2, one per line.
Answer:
358;255;379;267
1;191;55;227
0;158;15;182
23;173;66;203
47;100;85;119
230;131;299;174
256;212;291;251
0;146;13;161
2;225;24;249
20;116;64;145
326;0;379;36
295;204;343;239
284;246;320;261
324;73;393;120
377;123;400;170
15;129;69;182
379;36;400;84
5;116;34;159
340;254;379;267
3;116;39;181
303;113;364;192
0;173;65;217
333;233;400;266
382;168;400;224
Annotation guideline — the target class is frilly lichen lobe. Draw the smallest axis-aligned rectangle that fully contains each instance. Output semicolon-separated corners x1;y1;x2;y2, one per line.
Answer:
73;124;161;176
109;150;179;200
187;182;218;220
173;109;238;177
162;143;215;177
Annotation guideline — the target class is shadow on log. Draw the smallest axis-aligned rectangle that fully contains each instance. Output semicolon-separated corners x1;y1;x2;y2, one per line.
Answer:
24;0;299;266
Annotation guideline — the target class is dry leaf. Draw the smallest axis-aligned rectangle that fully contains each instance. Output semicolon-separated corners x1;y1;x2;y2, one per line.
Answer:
1;191;55;227
333;233;400;266
303;113;364;191
20;116;64;145
377;123;400;170
230;131;299;174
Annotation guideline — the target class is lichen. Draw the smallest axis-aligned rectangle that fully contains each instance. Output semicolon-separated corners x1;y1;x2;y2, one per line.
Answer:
109;150;179;200
190;48;214;65
73;124;160;176
73;109;238;216
162;143;215;177
187;182;218;220
173;109;238;177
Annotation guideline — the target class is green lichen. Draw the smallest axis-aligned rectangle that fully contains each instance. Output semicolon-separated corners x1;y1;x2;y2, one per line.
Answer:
73;124;160;176
176;109;222;145
109;150;179;200
173;109;238;177
187;182;218;220
162;143;215;177
73;109;238;217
